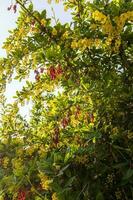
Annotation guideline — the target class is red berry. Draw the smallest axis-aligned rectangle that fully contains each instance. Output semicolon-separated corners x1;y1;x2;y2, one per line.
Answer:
49;66;56;80
31;20;35;26
13;4;17;13
18;190;26;200
75;105;80;119
61;118;69;129
35;74;40;81
56;65;63;75
53;126;59;145
34;69;39;74
40;67;44;73
90;113;94;123
7;5;12;11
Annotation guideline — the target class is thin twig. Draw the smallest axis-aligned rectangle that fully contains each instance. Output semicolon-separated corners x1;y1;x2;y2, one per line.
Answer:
16;0;47;33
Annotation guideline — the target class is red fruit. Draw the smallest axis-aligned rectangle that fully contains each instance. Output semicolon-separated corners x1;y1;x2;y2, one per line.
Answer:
31;20;35;26
76;79;80;85
7;5;12;11
49;66;56;80
56;65;63;75
40;67;44;73
18;190;26;200
13;4;17;13
53;126;59;145
61;118;69;129
90;113;94;123
35;74;40;81
75;105;80;119
34;69;39;74
84;112;88;125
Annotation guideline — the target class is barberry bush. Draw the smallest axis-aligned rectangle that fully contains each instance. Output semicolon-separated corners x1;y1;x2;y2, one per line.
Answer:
0;0;133;199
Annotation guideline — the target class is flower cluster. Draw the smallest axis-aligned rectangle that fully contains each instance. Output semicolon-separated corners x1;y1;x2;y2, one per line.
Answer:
2;157;9;169
12;158;24;176
92;10;107;24
71;38;102;50
115;11;133;32
92;10;133;52
52;193;58;200
38;172;53;190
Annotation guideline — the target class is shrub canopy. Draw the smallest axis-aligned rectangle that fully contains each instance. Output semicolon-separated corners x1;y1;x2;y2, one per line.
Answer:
0;0;133;199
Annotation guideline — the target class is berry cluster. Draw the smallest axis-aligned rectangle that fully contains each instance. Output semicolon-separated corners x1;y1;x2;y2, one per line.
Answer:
7;3;17;13
75;105;81;119
18;190;26;200
53;126;59;146
49;65;63;80
30;20;36;32
61;117;69;129
34;67;45;81
52;109;95;147
89;113;94;123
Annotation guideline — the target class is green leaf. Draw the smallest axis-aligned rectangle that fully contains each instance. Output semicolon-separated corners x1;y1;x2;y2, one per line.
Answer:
57;164;70;177
96;191;104;200
113;162;128;169
41;10;46;18
122;169;133;180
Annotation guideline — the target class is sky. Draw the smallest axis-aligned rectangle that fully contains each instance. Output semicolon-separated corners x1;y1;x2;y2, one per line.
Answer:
0;0;72;119
0;0;72;56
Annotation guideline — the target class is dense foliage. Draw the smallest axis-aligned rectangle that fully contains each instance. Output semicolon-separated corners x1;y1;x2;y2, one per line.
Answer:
0;0;133;199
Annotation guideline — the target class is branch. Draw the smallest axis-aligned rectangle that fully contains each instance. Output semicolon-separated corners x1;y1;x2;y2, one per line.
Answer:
119;44;129;71
16;0;47;33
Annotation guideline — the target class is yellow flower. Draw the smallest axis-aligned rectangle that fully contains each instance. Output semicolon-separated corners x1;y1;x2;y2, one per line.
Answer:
61;31;69;39
94;39;102;48
32;27;39;33
1;139;8;145
35;196;42;200
47;0;52;3
18;28;24;36
41;19;47;27
55;0;60;3
127;131;133;139
92;10;107;24
2;157;9;168
25;17;30;23
0;195;4;200
112;0;120;5
71;40;78;49
52;28;57;36
31;186;36;192
52;193;58;200
114;38;121;52
38;146;47;157
115;11;133;33
43;180;53;190
70;115;79;127
13;192;18;200
79;38;89;49
90;23;97;30
115;190;122;200
38;172;53;190
12;158;24;176
105;37;113;46
64;5;68;12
